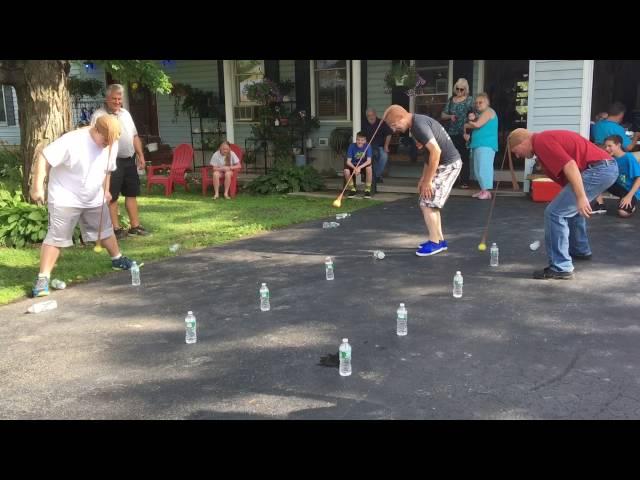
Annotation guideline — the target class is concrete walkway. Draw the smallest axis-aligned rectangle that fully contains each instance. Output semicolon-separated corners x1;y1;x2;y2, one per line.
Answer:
1;195;639;419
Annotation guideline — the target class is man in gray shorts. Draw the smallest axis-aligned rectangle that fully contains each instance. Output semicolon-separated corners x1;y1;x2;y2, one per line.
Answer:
29;115;140;297
384;105;462;256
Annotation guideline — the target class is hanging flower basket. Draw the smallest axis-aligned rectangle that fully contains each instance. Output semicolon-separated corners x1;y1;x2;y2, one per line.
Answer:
384;63;418;93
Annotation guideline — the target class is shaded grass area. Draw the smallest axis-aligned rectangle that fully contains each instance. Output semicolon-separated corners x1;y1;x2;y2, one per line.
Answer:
0;192;380;304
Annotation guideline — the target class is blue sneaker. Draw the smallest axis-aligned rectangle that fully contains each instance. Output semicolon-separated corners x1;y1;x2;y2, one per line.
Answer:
416;241;445;257
418;239;448;250
111;256;141;271
32;275;50;297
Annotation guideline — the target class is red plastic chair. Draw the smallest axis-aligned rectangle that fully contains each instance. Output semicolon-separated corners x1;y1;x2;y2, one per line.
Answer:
146;144;194;196
201;144;244;197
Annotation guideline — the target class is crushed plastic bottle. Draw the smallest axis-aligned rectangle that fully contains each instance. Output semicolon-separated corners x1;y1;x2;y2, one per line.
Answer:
322;222;340;229
530;240;540;251
51;279;66;290
336;213;351;220
373;250;385;260
27;300;58;314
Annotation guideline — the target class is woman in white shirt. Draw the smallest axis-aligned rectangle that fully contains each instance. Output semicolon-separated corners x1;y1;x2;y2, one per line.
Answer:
209;141;241;199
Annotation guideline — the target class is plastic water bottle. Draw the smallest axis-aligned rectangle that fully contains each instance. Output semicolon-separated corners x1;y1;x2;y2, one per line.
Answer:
51;279;66;290
373;250;385;260
27;300;58;314
453;271;463;298
260;283;270;311
325;256;334;280
336;213;351;220
490;243;499;267
131;261;140;286
185;311;197;344
339;338;352;376
397;303;408;336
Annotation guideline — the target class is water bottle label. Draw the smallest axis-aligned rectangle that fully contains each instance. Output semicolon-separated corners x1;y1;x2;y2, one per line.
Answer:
341;351;350;359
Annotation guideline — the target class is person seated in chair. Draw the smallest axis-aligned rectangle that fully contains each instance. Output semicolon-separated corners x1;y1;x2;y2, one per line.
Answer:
209;141;241;199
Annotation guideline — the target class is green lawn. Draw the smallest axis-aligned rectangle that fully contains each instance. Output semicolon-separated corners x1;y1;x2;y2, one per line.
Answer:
0;191;380;305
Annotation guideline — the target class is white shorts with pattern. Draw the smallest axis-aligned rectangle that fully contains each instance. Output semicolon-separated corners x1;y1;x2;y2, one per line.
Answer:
419;159;462;209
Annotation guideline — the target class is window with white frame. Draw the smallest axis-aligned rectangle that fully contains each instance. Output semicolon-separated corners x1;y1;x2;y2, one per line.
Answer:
314;60;349;120
414;60;451;118
235;60;265;104
0;85;7;124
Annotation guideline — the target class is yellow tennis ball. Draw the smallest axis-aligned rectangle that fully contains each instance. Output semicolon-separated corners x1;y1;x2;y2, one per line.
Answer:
93;245;103;253
478;242;487;251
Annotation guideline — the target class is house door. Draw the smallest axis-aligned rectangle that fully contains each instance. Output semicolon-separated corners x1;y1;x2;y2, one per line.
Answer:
591;60;640;133
105;73;160;141
127;82;159;139
483;60;529;168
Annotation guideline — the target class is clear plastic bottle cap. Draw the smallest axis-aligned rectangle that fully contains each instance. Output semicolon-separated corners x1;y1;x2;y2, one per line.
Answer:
326;256;332;262
456;271;461;275
342;338;348;343
400;303;405;308
187;311;193;315
492;243;497;247
261;283;266;287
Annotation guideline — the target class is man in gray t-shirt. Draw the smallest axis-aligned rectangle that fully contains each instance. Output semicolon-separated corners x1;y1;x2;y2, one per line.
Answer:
411;114;461;166
384;105;462;257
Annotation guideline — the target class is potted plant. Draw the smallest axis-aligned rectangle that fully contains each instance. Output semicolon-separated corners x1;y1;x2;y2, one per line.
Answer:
243;78;281;105
329;127;352;169
170;83;222;122
383;63;418;93
289;110;320;165
277;79;295;101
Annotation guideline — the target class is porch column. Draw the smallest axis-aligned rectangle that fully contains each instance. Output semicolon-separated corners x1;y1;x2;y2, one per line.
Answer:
580;60;595;139
222;60;235;144
352;60;361;140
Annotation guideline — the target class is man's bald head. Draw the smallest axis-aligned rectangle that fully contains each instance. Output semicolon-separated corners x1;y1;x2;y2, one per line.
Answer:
508;128;534;159
383;105;412;133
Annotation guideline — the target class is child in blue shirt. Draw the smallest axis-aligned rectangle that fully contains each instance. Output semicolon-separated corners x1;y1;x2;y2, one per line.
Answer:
603;135;640;217
344;131;373;198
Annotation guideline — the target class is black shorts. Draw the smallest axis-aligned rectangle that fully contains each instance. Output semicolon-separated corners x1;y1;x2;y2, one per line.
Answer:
607;183;637;214
110;157;140;202
344;163;372;175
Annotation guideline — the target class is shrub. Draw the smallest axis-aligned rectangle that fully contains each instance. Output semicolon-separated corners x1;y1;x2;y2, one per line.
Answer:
0;142;22;192
0;190;84;248
0;190;48;248
245;164;325;194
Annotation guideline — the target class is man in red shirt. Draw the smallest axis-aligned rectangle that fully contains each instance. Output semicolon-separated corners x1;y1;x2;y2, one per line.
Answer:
508;128;618;280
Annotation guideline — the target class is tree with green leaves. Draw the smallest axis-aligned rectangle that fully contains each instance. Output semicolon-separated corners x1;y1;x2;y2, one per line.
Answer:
0;60;172;199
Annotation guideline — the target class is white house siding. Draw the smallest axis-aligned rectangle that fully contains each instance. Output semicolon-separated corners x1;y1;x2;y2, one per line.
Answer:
0;86;20;145
156;60;219;147
527;60;592;137
366;60;392;117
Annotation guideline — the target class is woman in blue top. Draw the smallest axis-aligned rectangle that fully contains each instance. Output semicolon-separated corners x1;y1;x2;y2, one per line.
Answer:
441;78;474;189
464;93;498;200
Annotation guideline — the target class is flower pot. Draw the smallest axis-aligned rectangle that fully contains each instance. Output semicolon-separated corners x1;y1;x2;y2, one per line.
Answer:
395;74;408;86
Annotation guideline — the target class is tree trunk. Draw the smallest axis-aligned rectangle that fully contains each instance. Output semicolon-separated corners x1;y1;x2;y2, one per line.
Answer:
15;60;71;199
